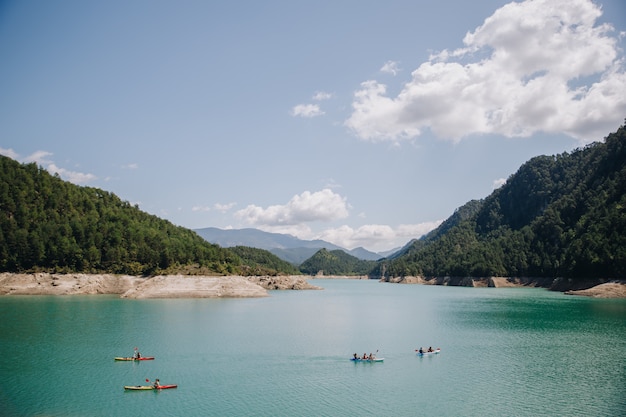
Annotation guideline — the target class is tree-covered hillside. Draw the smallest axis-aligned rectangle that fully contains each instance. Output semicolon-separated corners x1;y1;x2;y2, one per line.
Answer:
229;246;300;276
372;122;626;282
299;248;377;276
0;156;290;276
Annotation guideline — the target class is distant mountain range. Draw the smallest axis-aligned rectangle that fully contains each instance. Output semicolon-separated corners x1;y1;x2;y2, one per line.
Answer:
193;227;392;264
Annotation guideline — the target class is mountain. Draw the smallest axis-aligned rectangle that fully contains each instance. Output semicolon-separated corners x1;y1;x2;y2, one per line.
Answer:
299;249;378;276
194;227;383;263
0;156;294;276
348;246;384;261
371;122;626;284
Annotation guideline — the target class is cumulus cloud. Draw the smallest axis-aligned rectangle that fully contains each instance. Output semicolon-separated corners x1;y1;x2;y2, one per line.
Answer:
345;0;626;144
313;91;333;101
192;205;211;212
291;103;324;118
21;150;97;185
380;60;401;75
233;188;442;252
0;147;19;159
214;202;236;213
47;163;97;184
23;150;53;164
493;178;507;189
234;189;349;227
316;220;443;252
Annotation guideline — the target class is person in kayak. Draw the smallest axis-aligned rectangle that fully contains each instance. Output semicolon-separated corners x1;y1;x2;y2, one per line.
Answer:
418;347;424;354
362;353;368;360
133;348;141;359
153;379;160;388
428;347;433;352
353;353;358;360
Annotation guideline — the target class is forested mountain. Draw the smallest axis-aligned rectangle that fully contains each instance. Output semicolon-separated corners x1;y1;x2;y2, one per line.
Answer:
0;156;291;276
371;122;626;283
4;121;624;281
228;246;300;275
299;248;377;276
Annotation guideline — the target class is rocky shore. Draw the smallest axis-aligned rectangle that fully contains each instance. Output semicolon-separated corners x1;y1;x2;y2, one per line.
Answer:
2;273;623;298
380;275;626;298
0;273;321;298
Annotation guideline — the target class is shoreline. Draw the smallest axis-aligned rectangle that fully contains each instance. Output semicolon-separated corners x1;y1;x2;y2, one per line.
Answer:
0;273;321;299
1;273;624;298
378;275;626;298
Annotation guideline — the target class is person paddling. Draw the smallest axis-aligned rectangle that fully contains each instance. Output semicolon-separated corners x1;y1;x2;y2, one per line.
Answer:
153;378;160;388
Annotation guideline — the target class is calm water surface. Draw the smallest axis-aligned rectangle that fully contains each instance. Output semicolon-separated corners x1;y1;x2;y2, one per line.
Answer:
1;279;625;416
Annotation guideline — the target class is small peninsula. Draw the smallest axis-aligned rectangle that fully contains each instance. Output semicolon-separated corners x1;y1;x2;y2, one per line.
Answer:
0;273;320;298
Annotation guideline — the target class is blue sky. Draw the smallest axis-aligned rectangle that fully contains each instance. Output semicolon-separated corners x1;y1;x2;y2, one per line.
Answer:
1;0;625;253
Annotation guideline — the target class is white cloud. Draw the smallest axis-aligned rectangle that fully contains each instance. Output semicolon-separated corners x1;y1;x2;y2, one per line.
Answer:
493;178;506;189
214;202;236;213
47;163;97;184
316;220;442;252
380;60;400;75
291;103;324;118
234;189;349;226
24;150;53;164
123;163;139;169
0;147;19;159
192;205;211;212
21;151;97;185
345;0;626;144
313;91;333;101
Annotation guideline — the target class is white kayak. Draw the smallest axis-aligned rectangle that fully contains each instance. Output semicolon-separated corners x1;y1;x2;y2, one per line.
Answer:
351;357;384;362
416;348;441;356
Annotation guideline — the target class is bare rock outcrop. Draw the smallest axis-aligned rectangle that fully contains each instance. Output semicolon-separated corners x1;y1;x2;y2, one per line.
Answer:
565;282;626;298
0;273;142;295
248;275;322;290
120;275;268;299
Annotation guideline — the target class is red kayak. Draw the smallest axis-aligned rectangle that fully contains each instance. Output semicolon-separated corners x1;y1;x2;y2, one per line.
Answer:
114;357;155;361
124;384;177;390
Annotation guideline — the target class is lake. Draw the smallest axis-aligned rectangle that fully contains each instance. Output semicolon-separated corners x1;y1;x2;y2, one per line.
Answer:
1;279;625;416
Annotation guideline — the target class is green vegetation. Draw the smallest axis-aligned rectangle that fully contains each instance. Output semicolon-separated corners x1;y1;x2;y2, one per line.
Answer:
372;121;626;282
3;121;624;282
229;246;300;276
299;248;377;276
0;156;291;276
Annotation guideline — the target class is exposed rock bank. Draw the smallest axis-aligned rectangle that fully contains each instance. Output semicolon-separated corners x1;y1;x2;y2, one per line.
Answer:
0;273;320;298
564;282;626;298
380;275;626;298
248;276;322;290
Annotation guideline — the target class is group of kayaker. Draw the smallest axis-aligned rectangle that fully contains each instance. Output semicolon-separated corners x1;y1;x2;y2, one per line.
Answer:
416;346;436;354
353;352;376;360
132;347;159;388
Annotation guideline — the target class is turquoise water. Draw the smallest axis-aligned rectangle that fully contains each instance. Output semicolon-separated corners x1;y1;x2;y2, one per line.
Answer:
1;279;625;416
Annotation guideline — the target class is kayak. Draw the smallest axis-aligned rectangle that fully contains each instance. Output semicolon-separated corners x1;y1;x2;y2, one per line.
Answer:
115;357;155;361
416;349;441;356
124;385;177;390
351;358;384;362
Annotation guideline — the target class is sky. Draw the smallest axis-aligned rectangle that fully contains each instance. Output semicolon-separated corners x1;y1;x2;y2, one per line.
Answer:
1;0;625;253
